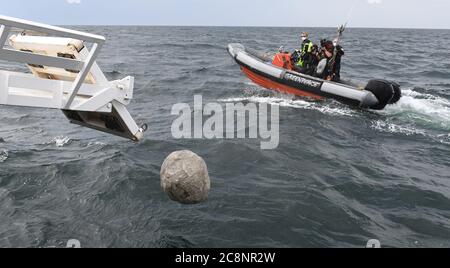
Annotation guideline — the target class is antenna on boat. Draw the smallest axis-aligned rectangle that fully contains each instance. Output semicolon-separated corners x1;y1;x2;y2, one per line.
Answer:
0;15;147;142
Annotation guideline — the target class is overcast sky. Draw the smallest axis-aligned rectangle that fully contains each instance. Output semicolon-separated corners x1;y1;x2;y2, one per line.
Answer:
1;0;449;29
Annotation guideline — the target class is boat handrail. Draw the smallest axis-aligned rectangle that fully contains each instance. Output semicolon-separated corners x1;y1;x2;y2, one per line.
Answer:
0;15;105;109
0;15;105;43
0;16;145;141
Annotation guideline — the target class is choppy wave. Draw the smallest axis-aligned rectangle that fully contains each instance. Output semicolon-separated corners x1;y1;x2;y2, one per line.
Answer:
437;133;450;145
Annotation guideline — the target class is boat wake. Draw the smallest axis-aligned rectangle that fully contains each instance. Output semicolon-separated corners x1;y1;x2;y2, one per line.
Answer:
380;89;450;132
219;95;358;117
221;86;450;145
219;87;358;117
373;88;450;144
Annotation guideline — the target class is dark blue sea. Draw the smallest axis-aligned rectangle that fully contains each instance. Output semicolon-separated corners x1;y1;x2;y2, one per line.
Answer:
0;26;449;248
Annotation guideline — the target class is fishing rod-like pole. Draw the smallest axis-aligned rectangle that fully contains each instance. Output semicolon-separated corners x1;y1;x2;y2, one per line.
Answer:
329;24;346;79
335;23;347;46
334;0;358;47
329;0;358;79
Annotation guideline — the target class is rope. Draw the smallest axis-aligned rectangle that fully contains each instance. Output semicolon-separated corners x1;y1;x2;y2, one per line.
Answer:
345;0;359;27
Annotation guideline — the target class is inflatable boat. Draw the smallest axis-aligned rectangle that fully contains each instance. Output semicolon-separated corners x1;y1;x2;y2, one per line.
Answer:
227;43;401;110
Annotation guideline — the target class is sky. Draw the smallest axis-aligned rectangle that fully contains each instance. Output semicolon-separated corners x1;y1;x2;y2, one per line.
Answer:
1;0;449;29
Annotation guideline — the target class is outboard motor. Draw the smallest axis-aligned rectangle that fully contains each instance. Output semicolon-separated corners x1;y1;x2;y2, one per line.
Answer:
364;79;402;110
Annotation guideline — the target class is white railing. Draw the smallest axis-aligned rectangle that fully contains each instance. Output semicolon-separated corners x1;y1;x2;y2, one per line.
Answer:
0;15;105;109
0;15;145;141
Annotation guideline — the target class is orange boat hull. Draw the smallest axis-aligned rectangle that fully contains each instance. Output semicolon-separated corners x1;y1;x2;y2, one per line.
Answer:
241;66;324;100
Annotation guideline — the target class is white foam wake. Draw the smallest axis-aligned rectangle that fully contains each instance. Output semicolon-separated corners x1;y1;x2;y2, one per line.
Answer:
380;89;450;131
219;95;357;117
87;141;107;147
221;87;450;144
371;120;426;136
372;88;450;142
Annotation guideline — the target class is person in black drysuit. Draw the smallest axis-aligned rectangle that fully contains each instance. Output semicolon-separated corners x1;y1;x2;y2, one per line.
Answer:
331;38;345;82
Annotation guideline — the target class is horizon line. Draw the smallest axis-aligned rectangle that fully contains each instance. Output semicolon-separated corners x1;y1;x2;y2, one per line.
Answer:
61;24;450;30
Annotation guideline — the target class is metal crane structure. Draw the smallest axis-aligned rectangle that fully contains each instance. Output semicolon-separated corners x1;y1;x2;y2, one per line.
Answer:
0;15;146;142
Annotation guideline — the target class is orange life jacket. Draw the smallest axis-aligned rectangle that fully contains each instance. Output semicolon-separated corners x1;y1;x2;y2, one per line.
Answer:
272;52;293;70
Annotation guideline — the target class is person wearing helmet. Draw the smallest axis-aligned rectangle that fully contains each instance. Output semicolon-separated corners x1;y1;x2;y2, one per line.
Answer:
292;32;316;75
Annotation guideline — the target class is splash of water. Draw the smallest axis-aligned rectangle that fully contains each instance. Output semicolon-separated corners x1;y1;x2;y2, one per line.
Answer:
0;150;8;163
52;136;71;147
